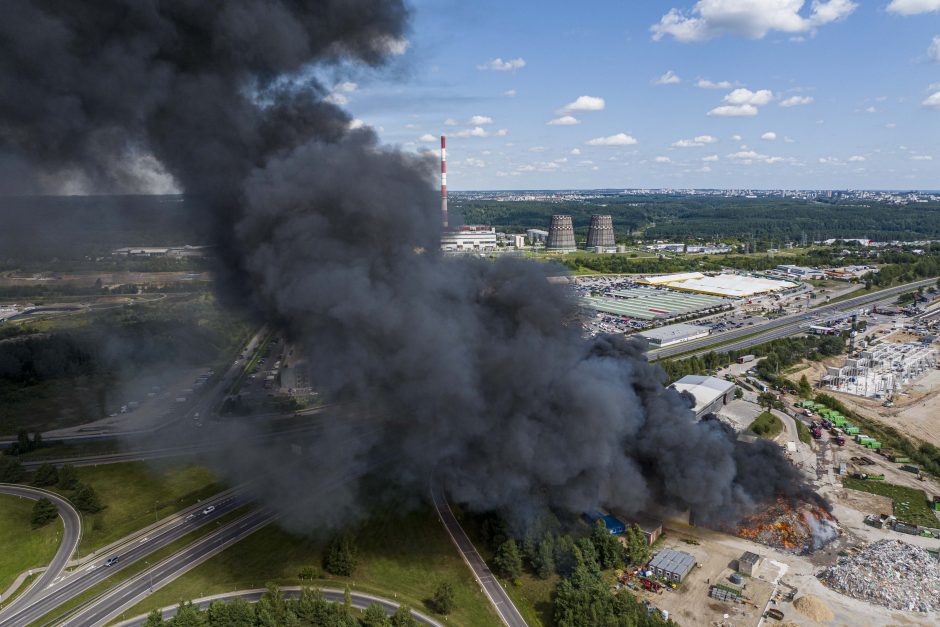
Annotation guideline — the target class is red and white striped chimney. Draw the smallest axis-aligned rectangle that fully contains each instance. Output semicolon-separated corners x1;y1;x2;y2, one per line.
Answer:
440;135;449;229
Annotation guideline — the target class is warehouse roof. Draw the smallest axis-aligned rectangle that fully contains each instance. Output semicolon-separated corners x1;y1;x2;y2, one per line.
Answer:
638;323;710;343
637;272;705;285
671;375;735;416
649;548;696;575
664;273;797;298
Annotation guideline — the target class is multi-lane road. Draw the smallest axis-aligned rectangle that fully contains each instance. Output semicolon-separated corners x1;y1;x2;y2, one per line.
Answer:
431;481;528;627
648;278;936;361
63;509;276;626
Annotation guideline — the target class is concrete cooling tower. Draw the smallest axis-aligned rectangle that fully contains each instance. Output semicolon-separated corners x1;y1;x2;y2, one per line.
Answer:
586;214;614;249
546;215;576;252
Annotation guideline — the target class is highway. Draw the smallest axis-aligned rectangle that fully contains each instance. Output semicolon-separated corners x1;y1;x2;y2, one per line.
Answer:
430;481;528;627
0;485;81;615
0;490;246;627
111;587;443;627
647;278;936;361
61;509;276;626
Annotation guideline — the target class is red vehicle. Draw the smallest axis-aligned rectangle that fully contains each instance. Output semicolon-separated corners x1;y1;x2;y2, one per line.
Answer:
834;435;846;445
811;426;823;439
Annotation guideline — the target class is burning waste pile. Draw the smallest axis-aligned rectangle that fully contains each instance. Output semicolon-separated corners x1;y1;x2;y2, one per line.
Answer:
732;497;839;552
820;539;940;613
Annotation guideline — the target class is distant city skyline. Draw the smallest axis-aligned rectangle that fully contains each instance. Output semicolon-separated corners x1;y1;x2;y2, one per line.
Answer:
337;0;940;190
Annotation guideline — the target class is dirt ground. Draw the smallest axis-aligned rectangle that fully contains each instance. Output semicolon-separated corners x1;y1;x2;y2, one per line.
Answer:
0;270;211;288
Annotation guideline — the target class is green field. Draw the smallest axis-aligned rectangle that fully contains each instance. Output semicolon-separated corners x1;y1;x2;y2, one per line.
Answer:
0;493;63;594
842;478;939;527
119;507;498;626
749;411;783;439
50;461;222;552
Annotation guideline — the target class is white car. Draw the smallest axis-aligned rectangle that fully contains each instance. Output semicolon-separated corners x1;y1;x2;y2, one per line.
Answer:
202;505;215;515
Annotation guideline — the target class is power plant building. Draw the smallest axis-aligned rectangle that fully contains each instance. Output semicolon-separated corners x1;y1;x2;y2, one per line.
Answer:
545;215;576;252
586;214;615;250
440;225;497;252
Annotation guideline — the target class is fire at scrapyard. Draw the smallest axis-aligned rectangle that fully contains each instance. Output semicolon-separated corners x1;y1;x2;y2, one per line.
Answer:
0;1;828;535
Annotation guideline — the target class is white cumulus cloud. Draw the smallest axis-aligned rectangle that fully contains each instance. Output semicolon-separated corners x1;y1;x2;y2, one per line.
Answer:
848;155;866;161
570;148;582;155
463;158;486;168
444;118;458;126
654;156;672;163
454;127;490;138
708;104;758;117
888;0;940;15
929;36;940;62
652;0;858;42
468;115;493;125
911;154;934;160
334;82;358;93
697;78;734;89
504;89;517;97
586;133;639;146
725;88;774;105
780;95;814;107
559;95;606;112
761;131;777;140
702;154;720;161
323;92;348;106
673;135;718;147
923;92;940;109
654;70;682;85
547;115;581;126
418;133;436;142
477;57;526;71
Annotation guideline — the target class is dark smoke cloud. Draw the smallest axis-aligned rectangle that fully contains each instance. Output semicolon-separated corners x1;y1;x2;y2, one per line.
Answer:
0;1;808;531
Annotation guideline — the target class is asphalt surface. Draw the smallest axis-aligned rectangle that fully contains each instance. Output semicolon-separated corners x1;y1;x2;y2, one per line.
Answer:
647;278;936;361
430;481;528;627
62;509;276;627
0;484;81;616
0;491;245;627
111;587;443;627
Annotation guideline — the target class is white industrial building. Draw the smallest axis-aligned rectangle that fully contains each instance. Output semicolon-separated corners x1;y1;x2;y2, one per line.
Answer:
670;375;736;419
823;342;937;398
440;226;497;252
664;273;797;298
637;272;706;285
638;323;710;347
526;228;549;244
773;264;826;280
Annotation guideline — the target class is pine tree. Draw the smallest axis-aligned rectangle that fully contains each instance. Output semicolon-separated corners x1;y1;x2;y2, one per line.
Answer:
31;498;58;528
33;463;59;487
57;464;78;490
73;483;103;513
431;581;455;614
362;604;391;627
324;533;357;576
493;539;523;580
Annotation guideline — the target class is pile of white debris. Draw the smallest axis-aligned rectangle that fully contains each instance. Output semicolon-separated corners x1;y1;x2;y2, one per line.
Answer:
820;539;940;612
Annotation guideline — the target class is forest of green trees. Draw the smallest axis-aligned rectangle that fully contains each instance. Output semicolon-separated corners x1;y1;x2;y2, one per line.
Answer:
455;195;940;243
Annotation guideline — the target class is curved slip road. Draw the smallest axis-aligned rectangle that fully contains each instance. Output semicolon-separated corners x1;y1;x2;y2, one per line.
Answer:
0;484;81;616
111;587;443;627
0;491;246;627
430;481;528;627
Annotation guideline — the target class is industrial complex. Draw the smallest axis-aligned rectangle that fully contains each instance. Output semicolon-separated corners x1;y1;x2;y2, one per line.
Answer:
823;342;938;398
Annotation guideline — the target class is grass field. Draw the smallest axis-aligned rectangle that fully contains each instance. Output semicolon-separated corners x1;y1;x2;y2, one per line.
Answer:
0;493;63;594
842;478;939;527
49;461;222;553
749;411;783;439
118;506;499;626
795;419;812;445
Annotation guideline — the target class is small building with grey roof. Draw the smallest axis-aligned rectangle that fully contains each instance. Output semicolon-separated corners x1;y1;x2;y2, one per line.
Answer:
648;548;696;582
637;323;710;347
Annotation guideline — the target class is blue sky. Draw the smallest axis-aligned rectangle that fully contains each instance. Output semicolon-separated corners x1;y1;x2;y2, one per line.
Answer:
333;0;940;190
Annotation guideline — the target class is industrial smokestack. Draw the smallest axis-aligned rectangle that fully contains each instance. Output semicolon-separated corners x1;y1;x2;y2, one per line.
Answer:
441;135;448;229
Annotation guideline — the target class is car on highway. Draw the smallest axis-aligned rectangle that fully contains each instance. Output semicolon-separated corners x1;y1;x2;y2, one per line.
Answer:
105;556;120;567
202;505;216;515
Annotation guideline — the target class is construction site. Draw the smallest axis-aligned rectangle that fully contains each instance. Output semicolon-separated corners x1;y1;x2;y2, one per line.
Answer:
823;342;938;399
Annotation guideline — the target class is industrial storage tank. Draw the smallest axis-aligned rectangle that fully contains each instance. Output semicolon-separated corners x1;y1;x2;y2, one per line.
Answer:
546;215;576;252
586;214;614;249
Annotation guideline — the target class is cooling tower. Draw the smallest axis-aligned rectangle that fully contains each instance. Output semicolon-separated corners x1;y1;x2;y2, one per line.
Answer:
586;214;614;248
546;215;576;252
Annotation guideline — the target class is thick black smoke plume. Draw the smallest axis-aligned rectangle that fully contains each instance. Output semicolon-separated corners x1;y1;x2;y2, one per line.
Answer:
0;1;809;530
